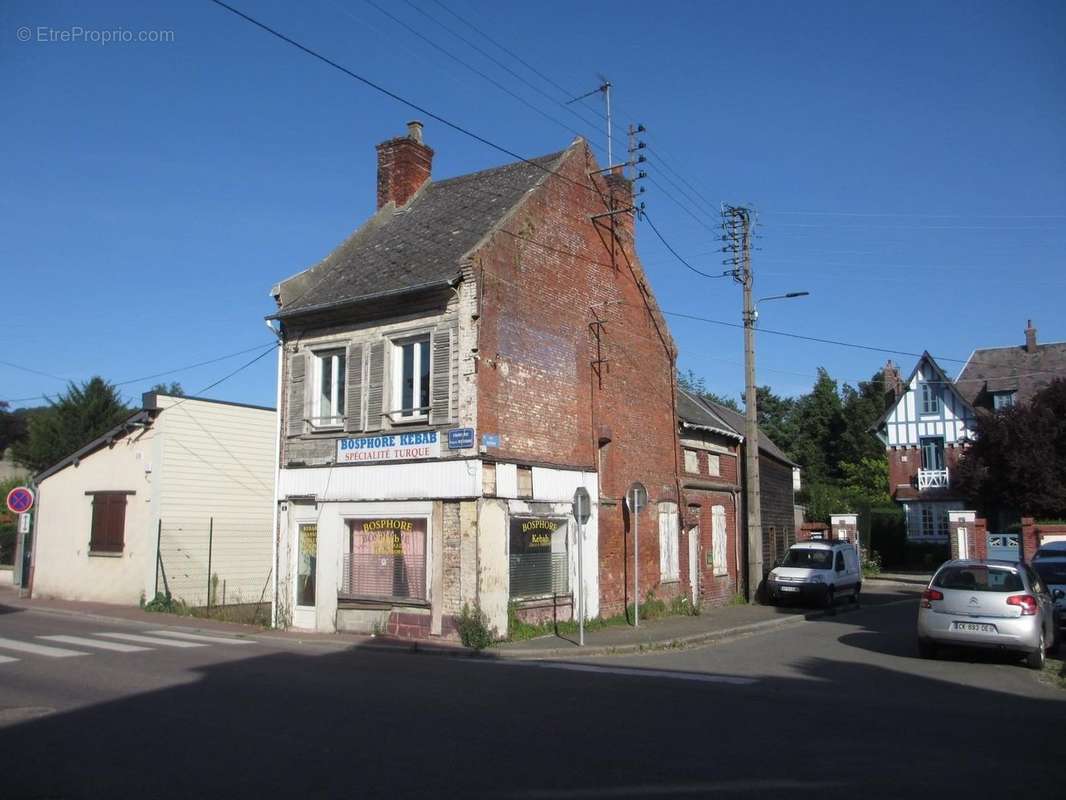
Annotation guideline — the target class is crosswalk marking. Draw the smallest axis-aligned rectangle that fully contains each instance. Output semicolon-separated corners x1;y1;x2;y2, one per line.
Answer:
39;635;151;653
0;637;89;658
146;630;254;645
0;655;18;664
95;632;207;648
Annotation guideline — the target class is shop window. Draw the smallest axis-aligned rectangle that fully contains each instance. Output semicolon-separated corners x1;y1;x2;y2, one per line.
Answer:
509;517;568;598
684;449;699;474
296;523;317;606
517;465;533;499
391;335;430;421
659;502;679;582
312;349;346;428
707;453;720;477
342;518;427;601
88;491;131;553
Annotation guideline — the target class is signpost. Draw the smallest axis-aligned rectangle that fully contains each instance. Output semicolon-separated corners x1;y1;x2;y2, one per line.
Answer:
626;482;648;627
6;486;34;515
572;487;592;646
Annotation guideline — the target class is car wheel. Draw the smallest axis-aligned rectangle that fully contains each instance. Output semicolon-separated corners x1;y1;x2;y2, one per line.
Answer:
917;638;936;659
1025;631;1046;670
851;583;861;604
824;587;835;609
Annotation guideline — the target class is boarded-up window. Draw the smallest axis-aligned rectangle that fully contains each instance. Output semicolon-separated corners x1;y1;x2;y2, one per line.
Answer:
707;454;720;477
483;463;497;496
684;449;699;473
659;502;679;582
711;505;728;577
516;466;533;499
88;492;130;553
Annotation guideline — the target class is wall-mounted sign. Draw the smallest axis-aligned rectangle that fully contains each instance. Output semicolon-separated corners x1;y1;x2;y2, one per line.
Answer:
337;431;440;464
482;433;500;448
18;513;31;535
448;428;475;450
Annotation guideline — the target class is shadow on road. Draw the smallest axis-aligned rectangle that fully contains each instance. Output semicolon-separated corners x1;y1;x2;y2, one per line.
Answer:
0;614;1062;800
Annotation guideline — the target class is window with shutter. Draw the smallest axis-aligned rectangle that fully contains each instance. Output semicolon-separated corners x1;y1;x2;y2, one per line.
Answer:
287;351;306;437
88;491;132;553
345;342;365;432
429;326;453;425
711;505;728;577
658;502;679;582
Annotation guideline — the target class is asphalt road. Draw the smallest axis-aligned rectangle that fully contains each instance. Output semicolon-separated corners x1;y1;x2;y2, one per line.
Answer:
0;594;1062;799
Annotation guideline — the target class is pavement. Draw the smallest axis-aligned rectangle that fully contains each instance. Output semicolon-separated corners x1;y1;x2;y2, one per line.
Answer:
0;575;926;660
1;572;1061;799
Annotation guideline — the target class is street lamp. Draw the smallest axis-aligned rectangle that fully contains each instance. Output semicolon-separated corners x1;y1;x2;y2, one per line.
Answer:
751;291;810;323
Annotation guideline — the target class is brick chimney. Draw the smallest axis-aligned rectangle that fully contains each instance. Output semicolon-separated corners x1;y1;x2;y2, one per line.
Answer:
883;359;902;399
1025;319;1038;354
376;121;433;210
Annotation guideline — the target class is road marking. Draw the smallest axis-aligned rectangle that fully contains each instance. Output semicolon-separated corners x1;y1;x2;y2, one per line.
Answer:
146;630;255;645
39;635;151;653
476;660;757;685
95;632;206;648
0;655;18;664
0;637;89;658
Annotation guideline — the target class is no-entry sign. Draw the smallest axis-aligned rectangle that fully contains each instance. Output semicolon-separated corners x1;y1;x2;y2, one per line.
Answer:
6;486;34;514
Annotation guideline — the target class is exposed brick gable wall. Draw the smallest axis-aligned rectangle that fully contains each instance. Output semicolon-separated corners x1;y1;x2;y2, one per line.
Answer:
473;144;681;615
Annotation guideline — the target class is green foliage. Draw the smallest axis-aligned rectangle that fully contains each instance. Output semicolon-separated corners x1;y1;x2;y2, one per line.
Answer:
755;385;796;451
148;382;185;396
728;593;749;606
0;476;25;565
11;377;130;474
957;379;1066;519
677;369;741;412
861;550;883;577
457;602;495;650
143;592;187;614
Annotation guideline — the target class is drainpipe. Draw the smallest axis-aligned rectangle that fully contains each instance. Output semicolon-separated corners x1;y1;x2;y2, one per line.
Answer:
731;488;741;595
267;319;284;627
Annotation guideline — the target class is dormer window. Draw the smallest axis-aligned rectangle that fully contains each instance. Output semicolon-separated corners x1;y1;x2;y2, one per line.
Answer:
312;349;346;428
992;390;1016;410
920;382;939;415
392;334;430;421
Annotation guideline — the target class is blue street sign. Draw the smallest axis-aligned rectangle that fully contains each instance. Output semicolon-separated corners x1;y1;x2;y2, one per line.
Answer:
448;428;475;450
481;433;501;448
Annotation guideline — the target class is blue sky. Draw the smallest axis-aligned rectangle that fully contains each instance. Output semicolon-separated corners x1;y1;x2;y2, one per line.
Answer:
3;0;1064;409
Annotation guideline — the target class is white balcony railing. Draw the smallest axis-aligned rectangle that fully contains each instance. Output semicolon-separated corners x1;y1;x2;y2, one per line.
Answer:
917;468;949;490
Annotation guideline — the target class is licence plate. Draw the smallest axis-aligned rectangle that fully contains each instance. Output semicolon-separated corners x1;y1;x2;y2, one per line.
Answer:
952;622;996;633
780;586;799;593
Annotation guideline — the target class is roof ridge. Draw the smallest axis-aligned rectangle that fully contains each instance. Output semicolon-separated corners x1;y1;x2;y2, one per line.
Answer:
428;148;570;189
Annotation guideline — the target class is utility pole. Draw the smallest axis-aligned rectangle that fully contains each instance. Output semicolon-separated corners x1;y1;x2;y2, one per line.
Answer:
723;205;763;602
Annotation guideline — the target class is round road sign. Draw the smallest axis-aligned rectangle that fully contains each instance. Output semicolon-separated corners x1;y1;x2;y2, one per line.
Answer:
572;487;592;525
6;486;34;514
625;482;647;514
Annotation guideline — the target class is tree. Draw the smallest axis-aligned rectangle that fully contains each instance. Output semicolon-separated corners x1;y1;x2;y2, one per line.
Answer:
676;369;741;411
0;401;28;455
788;368;845;485
11;377;131;474
754;385;795;452
956;379;1066;518
837;369;891;469
148;382;185;396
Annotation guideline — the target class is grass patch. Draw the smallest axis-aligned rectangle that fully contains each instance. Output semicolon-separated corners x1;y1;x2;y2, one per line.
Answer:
502;592;697;644
727;593;749;606
1042;654;1066;691
141;592;270;626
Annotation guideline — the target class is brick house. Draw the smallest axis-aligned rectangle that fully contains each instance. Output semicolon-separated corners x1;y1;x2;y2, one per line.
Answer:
268;123;682;638
676;390;800;604
955;320;1066;411
872;353;977;541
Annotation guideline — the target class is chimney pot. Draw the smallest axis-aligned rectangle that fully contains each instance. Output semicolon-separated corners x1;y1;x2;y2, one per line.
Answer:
407;120;424;143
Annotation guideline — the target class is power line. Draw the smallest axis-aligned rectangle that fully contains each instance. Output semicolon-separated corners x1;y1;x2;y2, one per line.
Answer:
640;210;730;279
0;360;71;383
764;210;1066;220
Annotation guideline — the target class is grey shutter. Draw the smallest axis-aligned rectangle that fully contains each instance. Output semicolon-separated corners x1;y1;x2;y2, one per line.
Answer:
365;341;385;432
287;351;306;437
429;327;452;425
345;342;364;432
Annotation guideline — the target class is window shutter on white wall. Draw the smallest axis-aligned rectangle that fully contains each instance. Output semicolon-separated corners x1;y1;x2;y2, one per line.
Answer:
287;351;306;437
345;342;364;432
365;341;385;432
429;325;453;425
712;505;728;577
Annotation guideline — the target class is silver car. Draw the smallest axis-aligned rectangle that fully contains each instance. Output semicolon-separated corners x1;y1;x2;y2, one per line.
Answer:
1032;550;1066;632
917;559;1059;669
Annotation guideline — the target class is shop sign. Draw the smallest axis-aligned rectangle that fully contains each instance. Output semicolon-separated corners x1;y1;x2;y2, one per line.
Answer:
336;431;440;463
509;516;566;554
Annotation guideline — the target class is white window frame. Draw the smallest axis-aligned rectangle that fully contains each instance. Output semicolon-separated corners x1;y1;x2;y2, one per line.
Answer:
310;347;346;429
390;333;431;422
659;502;680;582
707;453;721;477
711;505;728;577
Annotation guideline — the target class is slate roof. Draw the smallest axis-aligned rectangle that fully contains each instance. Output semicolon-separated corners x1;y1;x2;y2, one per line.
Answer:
955;341;1066;407
676;388;796;465
273;148;570;318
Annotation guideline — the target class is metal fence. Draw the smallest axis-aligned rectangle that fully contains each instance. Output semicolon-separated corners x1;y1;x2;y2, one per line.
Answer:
154;517;272;612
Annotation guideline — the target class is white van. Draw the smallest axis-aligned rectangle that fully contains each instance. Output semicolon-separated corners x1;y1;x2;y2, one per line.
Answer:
767;541;862;607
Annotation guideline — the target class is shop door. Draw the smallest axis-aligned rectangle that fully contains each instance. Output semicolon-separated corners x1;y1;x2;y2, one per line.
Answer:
293;522;318;629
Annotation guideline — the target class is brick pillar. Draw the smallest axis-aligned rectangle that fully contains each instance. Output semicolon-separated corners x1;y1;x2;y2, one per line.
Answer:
974;518;988;561
948;510;977;560
1020;517;1039;563
830;514;858;544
